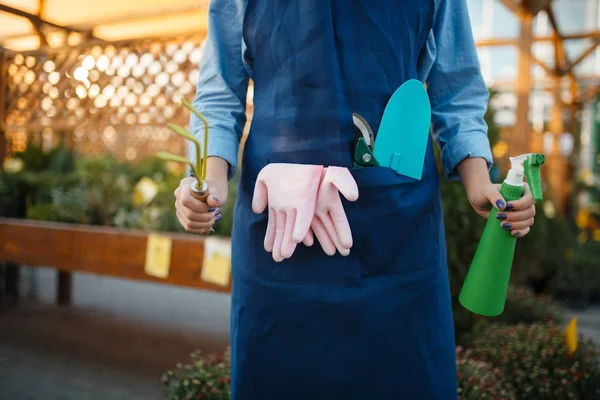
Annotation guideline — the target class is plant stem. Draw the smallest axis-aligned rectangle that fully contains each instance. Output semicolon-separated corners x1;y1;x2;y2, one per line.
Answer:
182;99;209;182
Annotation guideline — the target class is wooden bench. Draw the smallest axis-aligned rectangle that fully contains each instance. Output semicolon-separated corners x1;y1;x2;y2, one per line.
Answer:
0;218;232;306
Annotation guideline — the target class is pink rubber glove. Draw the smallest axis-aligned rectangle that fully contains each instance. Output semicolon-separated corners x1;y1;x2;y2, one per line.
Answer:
303;167;359;256
252;163;324;262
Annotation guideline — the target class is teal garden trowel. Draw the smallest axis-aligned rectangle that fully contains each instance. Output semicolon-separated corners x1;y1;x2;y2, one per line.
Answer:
373;79;431;180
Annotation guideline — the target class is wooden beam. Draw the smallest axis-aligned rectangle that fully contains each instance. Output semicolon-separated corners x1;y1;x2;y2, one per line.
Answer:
0;48;6;162
531;54;554;76
500;0;528;19
57;271;72;306
579;85;600;105
514;13;534;157
568;41;600;73
66;3;210;31
547;3;571;216
570;78;581;109
476;31;600;47
522;0;551;15
546;4;575;77
32;0;49;47
31;23;49;47
476;38;518;47
548;75;567;215
0;4;71;32
0;4;95;38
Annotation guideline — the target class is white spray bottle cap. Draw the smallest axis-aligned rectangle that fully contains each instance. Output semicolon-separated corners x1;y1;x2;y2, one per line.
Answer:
505;154;530;186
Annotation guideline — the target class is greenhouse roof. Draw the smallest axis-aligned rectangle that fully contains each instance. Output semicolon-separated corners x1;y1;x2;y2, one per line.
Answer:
0;0;209;51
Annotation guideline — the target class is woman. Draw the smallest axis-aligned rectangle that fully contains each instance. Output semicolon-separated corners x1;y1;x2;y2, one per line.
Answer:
174;0;537;398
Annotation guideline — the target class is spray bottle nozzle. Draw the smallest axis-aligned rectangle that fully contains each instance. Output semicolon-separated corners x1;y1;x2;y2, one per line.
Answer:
505;153;545;201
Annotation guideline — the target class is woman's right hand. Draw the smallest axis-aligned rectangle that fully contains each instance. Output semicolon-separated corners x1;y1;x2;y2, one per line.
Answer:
174;158;229;234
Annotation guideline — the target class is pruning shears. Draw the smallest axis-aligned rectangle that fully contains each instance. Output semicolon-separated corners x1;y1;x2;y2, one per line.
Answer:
352;113;378;168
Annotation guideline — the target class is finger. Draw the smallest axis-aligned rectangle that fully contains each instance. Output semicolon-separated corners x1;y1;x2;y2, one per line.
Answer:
177;209;215;233
281;209;297;259
206;183;221;208
303;226;314;247
478;209;491;219
483;185;507;211
500;217;534;232
181;194;212;214
500;206;535;223
326;167;359;202
511;226;531;238
179;206;218;223
292;204;314;243
252;181;268;214
506;183;536;211
312;218;336;256
321;213;350;256
329;203;353;249
272;211;286;262
264;207;276;252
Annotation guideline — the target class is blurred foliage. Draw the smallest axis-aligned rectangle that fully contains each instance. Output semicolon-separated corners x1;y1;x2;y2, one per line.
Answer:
495;286;562;325
457;285;563;347
551;238;600;308
0;142;237;236
162;347;231;400
470;323;600;400
456;348;516;400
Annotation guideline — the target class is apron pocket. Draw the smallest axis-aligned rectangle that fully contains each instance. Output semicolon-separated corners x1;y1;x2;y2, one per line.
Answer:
346;163;440;278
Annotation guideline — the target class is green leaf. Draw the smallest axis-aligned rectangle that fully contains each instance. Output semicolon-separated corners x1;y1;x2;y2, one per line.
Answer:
156;151;193;166
167;123;198;145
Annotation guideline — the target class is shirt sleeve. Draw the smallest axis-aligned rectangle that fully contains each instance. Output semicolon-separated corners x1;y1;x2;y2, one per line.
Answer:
189;0;249;180
418;0;493;180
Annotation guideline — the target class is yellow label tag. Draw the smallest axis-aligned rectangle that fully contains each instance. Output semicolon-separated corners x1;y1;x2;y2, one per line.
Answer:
201;237;231;287
144;233;172;279
565;317;578;356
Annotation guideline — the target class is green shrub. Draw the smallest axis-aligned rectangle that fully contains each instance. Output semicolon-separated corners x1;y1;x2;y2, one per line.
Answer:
26;203;60;222
163;345;524;400
457;285;563;346
456;347;516;400
494;286;562;325
470;323;600;400
162;348;231;400
0;170;29;218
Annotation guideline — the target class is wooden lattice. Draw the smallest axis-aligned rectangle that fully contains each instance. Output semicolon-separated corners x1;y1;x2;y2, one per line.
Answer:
1;33;210;162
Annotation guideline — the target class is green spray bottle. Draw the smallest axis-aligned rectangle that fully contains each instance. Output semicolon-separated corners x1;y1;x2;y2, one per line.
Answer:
459;153;545;316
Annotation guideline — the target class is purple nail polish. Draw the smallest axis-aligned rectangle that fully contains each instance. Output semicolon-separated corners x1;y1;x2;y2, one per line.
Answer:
512;231;519;236
215;209;222;216
496;213;507;220
506;203;514;211
496;200;505;209
214;214;223;223
502;223;512;229
208;208;216;212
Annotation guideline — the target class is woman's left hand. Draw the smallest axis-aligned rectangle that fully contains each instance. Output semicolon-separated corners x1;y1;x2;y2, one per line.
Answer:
468;182;536;238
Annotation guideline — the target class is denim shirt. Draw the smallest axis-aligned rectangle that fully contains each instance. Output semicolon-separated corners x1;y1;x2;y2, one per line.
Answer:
189;0;493;181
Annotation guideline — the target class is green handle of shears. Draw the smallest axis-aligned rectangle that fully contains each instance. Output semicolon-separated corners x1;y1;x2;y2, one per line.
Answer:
353;137;379;168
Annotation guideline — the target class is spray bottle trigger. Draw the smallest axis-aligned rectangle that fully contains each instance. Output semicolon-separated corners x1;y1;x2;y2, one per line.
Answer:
524;153;545;202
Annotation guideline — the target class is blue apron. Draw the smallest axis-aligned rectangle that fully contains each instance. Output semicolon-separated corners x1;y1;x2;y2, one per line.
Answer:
230;1;457;398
